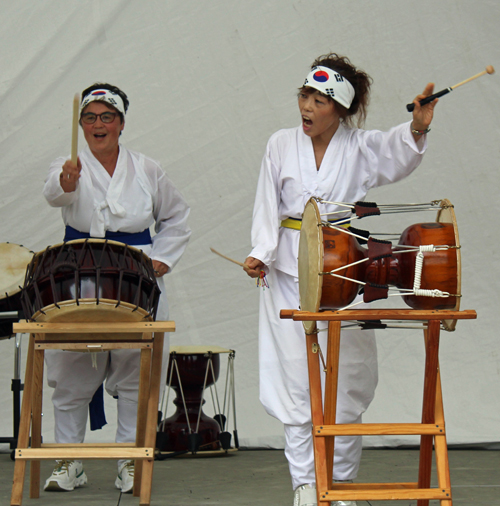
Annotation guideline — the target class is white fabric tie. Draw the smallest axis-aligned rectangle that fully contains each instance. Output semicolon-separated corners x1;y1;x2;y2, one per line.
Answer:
90;198;126;237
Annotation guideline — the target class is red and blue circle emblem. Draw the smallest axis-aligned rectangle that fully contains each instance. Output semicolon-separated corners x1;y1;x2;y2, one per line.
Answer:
313;70;329;83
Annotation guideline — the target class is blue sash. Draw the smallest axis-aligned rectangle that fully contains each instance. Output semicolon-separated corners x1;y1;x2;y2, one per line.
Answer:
64;225;152;245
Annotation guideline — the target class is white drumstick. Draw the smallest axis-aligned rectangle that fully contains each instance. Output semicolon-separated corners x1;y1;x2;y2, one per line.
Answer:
210;247;246;267
406;65;495;111
71;93;79;164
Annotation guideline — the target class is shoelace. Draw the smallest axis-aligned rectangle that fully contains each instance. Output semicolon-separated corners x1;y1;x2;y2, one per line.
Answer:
122;460;134;478
53;460;72;474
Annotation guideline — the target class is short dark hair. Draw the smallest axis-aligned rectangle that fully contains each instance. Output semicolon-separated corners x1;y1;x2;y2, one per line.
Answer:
80;83;129;123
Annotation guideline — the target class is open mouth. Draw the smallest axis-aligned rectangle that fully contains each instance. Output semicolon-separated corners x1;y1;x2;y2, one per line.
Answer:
302;116;313;127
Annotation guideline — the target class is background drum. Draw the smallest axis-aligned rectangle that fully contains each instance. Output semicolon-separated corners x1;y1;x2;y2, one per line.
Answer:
0;243;34;338
157;345;236;454
21;239;160;341
299;198;461;334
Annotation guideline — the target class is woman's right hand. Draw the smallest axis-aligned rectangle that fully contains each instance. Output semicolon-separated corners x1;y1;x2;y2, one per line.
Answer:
243;256;265;278
59;158;82;193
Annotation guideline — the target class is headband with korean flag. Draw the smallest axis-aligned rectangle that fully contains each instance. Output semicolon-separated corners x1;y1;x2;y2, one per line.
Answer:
80;89;126;115
303;66;355;109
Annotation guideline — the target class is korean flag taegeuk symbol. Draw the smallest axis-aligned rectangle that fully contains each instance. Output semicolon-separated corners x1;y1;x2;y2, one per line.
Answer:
313;70;329;83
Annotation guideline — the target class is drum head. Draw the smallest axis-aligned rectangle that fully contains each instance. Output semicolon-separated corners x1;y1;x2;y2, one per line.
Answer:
0;243;34;298
298;199;323;334
436;199;461;331
32;299;152;342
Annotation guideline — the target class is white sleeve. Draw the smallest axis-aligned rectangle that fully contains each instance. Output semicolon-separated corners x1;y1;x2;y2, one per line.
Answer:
359;121;427;190
43;156;80;207
149;167;191;272
248;137;281;266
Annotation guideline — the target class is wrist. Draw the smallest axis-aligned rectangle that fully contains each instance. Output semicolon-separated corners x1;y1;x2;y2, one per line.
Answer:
411;122;431;135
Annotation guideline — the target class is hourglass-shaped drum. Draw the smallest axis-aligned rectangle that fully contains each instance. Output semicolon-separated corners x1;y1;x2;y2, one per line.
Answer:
158;346;231;453
298;198;461;333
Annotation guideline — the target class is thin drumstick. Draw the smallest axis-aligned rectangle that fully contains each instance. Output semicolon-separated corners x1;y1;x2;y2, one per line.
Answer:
71;93;80;164
406;65;495;112
210;247;246;268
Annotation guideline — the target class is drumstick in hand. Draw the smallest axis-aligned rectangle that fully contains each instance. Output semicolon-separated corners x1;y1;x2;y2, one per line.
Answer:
71;93;80;164
407;65;495;112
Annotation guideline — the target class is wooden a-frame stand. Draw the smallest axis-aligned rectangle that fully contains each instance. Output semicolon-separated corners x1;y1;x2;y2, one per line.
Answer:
280;309;477;506
10;320;175;506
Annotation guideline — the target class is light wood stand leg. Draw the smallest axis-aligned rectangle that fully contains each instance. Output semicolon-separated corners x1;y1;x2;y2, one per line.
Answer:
306;331;330;506
283;309;476;506
10;321;174;506
140;332;164;506
11;334;35;506
29;344;44;498
418;319;441;506
323;321;341;488
134;335;153;497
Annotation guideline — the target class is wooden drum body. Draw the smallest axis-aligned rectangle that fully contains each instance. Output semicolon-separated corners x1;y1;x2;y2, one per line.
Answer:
398;222;458;310
299;199;461;333
21;239;160;340
158;346;231;453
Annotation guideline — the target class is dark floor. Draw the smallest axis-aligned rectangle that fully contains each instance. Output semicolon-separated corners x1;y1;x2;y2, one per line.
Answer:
0;447;498;505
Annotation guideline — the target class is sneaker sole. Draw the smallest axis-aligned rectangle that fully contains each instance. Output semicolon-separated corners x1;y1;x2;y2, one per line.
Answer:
115;477;133;493
44;472;88;492
44;480;74;492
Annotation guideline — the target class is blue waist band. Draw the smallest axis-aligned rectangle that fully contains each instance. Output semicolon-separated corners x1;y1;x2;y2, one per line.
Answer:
64;225;152;246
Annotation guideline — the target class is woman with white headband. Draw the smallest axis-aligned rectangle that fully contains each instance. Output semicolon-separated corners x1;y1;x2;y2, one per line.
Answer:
244;53;437;506
42;83;191;494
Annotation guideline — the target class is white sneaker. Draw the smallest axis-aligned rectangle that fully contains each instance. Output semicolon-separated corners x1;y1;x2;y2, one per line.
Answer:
293;483;317;506
115;459;134;493
44;460;87;491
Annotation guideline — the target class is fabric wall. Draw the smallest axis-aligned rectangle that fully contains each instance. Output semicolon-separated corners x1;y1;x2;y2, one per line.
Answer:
0;0;498;449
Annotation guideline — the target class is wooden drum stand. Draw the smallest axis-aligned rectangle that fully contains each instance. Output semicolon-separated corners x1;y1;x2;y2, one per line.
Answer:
280;308;477;506
10;320;175;506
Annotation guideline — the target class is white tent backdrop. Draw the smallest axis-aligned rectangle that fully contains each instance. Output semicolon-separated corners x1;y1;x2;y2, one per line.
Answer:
0;0;498;450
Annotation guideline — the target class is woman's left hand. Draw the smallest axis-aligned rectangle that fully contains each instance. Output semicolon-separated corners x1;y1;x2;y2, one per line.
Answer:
152;260;169;277
411;82;437;134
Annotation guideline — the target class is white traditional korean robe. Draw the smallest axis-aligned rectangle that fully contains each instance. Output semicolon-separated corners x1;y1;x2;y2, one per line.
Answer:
249;121;426;487
43;145;191;444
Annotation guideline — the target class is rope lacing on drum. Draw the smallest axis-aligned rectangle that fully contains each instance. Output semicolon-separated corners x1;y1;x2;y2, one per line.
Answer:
140;253;160;320
316;200;447;235
159;353;193;434
50;245;80;309
411;245;450;298
219;350;238;441
207;356;224;431
115;264;124;309
24;246;50;316
317;199;444;218
195;353;214;434
87;240;100;305
320;223;457;254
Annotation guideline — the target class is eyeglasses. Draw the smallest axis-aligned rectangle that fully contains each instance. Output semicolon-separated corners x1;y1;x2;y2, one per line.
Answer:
81;112;118;124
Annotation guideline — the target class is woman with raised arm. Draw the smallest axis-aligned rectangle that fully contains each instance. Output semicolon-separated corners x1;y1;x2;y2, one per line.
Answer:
244;53;436;506
43;83;191;494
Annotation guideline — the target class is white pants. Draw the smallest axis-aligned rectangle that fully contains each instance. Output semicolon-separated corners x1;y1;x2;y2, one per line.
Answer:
46;263;169;445
259;267;378;490
46;349;144;443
